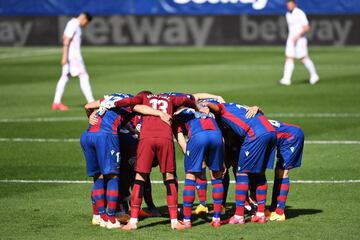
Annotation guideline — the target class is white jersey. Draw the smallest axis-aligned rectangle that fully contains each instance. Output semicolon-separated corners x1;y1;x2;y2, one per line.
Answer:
64;18;82;60
286;7;309;38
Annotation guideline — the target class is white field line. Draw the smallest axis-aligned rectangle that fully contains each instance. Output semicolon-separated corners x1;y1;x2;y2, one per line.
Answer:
0;117;85;123
0;113;359;123
1;138;360;144
0;179;359;184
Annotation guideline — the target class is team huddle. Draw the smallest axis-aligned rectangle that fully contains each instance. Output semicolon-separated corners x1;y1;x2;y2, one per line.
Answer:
80;91;304;230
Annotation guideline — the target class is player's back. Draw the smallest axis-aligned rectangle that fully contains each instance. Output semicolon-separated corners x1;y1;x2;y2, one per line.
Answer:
140;94;176;140
220;103;275;140
88;93;134;134
174;108;220;138
269;119;304;145
88;108;133;135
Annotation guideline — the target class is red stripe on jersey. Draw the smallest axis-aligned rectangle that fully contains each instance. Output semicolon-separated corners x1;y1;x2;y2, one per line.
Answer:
222;110;255;139
200;118;216;131
258;115;276;132
112;116;122;134
282;122;301;129
89;116;102;133
276;132;294;141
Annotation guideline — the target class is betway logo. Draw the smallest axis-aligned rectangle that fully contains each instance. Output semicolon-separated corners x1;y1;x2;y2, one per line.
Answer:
173;0;268;10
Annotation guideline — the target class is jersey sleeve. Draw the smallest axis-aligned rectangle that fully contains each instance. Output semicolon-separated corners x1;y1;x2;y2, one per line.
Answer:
114;95;143;108
63;20;78;38
172;96;196;109
299;10;309;26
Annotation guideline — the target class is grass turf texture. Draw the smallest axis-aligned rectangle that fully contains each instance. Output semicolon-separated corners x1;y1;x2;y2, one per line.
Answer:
0;46;360;239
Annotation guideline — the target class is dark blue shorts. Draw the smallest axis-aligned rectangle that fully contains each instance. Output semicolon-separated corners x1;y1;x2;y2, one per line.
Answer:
184;130;223;173
237;131;277;173
80;132;120;177
277;132;304;170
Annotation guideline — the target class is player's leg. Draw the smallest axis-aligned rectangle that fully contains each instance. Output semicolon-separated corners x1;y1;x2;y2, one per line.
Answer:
96;134;122;228
92;175;107;227
79;71;95;103
229;173;248;225
105;173;122;229
80;132;104;225
269;168;289;222
207;131;224;227
157;138;186;230
182;172;196;228
270;131;304;221
250;173;268;224
297;38;319;84
222;169;230;210
53;64;70;110
194;163;208;214
280;38;295;86
122;138;154;230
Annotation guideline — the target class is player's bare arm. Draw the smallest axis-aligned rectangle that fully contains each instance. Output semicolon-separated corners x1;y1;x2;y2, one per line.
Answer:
61;36;71;65
175;132;187;154
203;102;221;114
193;93;225;103
132;104;172;125
84;100;100;117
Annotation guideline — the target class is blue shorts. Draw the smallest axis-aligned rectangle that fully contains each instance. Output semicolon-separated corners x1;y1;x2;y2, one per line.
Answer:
277;131;304;170
237;132;277;174
80;132;121;177
184;130;223;173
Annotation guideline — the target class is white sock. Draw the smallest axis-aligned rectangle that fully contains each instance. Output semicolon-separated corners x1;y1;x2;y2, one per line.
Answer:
171;219;178;225
129;218;138;224
212;217;220;221
302;57;318;77
79;72;95;103
54;74;69;104
234;215;243;220
256;212;265;217
183;219;191;223
283;59;295;82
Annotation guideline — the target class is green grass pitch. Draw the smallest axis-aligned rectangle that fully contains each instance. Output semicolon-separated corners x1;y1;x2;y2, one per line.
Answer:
0;46;360;239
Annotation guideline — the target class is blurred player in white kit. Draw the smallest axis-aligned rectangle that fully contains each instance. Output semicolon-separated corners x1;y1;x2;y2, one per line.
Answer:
280;0;319;86
52;12;94;111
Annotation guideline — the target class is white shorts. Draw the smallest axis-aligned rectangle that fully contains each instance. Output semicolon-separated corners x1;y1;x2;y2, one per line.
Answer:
285;37;308;59
62;58;86;77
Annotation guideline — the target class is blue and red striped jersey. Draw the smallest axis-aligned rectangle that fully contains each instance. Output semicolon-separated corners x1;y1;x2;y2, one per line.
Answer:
174;108;220;138
217;103;275;140
268;119;304;145
88;93;134;134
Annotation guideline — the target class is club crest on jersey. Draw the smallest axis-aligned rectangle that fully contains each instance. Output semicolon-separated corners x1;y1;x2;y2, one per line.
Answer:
111;150;115;155
245;151;250;157
187;150;190;156
290;147;295;153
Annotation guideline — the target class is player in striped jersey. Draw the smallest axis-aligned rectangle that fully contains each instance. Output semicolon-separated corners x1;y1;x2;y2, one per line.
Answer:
266;119;305;221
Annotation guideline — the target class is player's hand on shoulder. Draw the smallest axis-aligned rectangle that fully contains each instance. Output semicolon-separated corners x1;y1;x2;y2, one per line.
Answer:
89;111;99;125
246;106;260;119
100;98;116;110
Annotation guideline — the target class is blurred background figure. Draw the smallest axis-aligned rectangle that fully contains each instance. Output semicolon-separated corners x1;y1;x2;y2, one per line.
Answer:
52;12;94;111
279;0;319;86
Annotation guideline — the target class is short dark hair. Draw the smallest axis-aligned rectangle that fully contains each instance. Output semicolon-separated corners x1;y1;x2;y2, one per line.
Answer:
287;0;296;3
81;12;93;22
